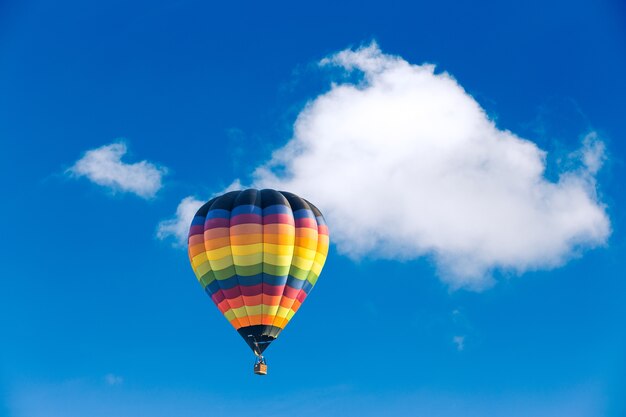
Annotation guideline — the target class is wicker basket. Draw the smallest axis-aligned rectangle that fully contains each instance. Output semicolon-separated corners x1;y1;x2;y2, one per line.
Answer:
254;363;268;375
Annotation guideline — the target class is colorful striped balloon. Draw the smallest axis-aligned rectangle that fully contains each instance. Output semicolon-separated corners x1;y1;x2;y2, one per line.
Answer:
187;189;330;356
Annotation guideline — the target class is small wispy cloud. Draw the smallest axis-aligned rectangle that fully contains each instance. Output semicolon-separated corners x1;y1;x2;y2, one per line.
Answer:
157;180;242;246
453;335;465;351
156;196;204;246
68;142;167;199
104;374;123;386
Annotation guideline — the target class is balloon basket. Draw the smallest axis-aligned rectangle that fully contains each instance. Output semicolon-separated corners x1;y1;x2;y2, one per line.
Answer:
254;362;268;375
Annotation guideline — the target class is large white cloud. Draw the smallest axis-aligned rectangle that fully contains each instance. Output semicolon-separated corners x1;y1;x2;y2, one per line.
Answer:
250;43;610;289
68;142;166;199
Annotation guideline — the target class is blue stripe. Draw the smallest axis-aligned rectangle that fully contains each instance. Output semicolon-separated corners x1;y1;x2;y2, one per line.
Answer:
191;215;206;226
206;209;230;219
232;204;262;216
263;274;288;287
238;274;263;286
263;204;292;215
205;273;295;292
286;275;306;290
302;280;314;294
315;215;327;226
293;209;315;219
218;275;239;289
205;280;221;295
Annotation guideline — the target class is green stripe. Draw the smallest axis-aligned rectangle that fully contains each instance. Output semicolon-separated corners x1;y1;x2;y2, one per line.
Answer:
214;265;236;280
307;272;319;286
288;264;310;280
233;264;263;276
199;270;216;287
263;263;291;277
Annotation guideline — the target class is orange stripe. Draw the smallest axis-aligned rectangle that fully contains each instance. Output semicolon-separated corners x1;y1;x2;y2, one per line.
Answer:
231;234;262;245
263;295;282;306
204;227;230;239
239;315;252;327
247;314;263;325
188;234;205;245
263;224;294;234
242;294;263;306
244;314;282;326
204;236;231;250
280;297;295;308
274;317;288;328
230;224;262;235
217;299;230;313
263;234;295;245
228;296;245;309
188;242;206;257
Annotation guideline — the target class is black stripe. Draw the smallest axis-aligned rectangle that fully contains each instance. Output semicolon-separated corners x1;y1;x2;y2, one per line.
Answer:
237;325;283;355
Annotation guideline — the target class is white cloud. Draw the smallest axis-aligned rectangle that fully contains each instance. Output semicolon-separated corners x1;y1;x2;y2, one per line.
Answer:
68;142;166;198
251;42;610;290
156;179;243;246
104;374;123;386
578;132;606;175
453;335;465;351
157;196;204;247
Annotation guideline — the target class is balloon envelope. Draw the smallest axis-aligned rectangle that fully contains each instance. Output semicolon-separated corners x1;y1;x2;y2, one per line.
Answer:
187;189;330;355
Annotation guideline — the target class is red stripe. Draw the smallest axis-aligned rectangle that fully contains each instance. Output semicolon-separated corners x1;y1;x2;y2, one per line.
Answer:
282;285;300;299
263;213;295;225
212;290;225;304
295;218;318;228
230;214;262;225
205;218;230;228
188;225;205;236
263;283;284;296
240;284;262;296
222;286;242;299
213;283;309;302
296;290;307;303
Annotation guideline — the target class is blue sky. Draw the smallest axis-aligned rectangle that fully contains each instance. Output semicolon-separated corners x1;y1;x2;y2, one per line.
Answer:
1;1;625;416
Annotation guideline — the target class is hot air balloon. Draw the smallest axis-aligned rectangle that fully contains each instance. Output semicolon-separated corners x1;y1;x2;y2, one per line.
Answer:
187;189;330;375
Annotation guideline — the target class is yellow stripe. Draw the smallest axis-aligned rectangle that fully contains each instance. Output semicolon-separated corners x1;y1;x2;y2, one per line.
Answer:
275;306;290;319
263;305;279;316
293;246;316;259
311;260;326;276
315;249;328;263
231;305;252;318
231;243;263;256
233;304;262;316
209;255;234;270
192;252;208;268
193;269;203;280
232;253;263;266
263;243;295;256
263;253;293;267
194;261;211;277
206;246;232;260
295;237;319;250
224;304;295;319
291;255;315;271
